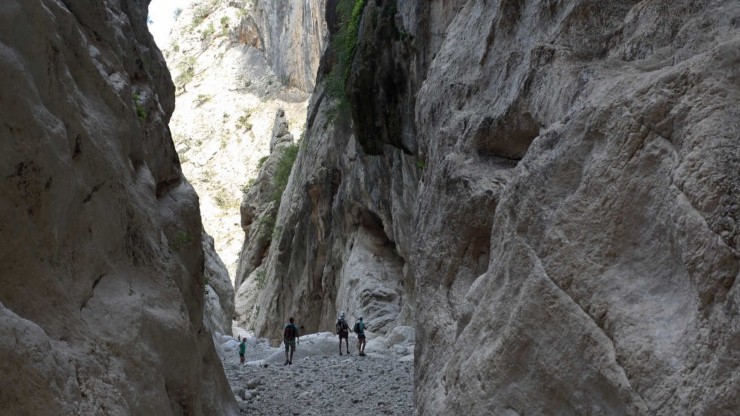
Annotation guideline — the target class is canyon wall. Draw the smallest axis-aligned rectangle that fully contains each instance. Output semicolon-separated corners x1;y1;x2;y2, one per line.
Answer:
234;0;459;340
164;0;326;279
253;0;328;91
238;0;739;414
0;1;236;415
203;232;235;335
412;1;739;414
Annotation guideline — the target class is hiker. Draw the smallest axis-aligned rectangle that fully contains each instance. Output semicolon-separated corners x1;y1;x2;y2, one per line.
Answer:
353;316;366;356
239;337;247;365
283;317;299;365
336;312;350;355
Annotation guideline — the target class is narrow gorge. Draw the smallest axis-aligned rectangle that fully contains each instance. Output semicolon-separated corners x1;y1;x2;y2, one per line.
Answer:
1;0;738;415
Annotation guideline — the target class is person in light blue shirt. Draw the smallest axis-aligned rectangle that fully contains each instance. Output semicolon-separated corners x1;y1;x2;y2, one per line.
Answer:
353;317;366;356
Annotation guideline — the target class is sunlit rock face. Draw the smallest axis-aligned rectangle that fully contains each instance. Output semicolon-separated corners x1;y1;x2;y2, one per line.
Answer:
253;0;328;91
160;0;329;343
163;0;322;281
238;0;739;414
0;1;236;415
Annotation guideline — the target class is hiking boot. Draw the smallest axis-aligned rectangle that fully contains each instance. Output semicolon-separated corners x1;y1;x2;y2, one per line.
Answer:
340;352;343;356
284;360;289;366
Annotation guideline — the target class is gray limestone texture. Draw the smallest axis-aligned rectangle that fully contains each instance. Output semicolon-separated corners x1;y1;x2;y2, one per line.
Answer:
236;0;739;414
0;0;237;414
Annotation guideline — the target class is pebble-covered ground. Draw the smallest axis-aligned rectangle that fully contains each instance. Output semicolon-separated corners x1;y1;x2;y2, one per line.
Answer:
218;330;414;415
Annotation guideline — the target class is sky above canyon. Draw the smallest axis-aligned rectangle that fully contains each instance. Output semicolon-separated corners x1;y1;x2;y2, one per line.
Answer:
148;0;192;47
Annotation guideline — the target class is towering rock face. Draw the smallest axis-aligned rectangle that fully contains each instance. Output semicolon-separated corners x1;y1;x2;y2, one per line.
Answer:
236;0;426;341
413;1;739;414
239;0;739;413
253;0;328;91
163;0;325;279
0;1;236;415
234;109;298;329
203;232;235;335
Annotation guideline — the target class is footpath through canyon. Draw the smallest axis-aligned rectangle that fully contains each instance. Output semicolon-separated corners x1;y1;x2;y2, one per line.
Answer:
217;327;414;415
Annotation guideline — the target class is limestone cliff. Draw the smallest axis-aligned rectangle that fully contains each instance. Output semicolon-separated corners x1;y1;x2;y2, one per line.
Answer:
413;1;739;414
238;0;739;414
203;231;235;335
234;109;298;329
252;0;328;91
235;0;428;342
163;0;326;279
0;1;236;414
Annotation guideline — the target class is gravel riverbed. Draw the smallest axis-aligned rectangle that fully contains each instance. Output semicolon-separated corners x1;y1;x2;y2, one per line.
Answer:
218;330;415;415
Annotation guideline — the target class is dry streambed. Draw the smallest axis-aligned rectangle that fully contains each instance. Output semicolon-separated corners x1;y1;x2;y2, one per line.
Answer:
216;329;415;415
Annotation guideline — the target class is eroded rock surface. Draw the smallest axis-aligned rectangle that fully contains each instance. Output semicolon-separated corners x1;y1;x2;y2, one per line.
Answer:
238;0;739;414
413;1;739;414
252;0;328;91
0;1;236;414
234;109;297;329
204;231;235;335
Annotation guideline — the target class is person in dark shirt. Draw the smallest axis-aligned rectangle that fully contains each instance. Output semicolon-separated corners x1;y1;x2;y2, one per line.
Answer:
283;317;299;365
238;338;247;365
336;312;350;355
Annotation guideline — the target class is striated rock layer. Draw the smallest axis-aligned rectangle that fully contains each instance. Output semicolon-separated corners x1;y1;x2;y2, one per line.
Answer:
253;0;328;91
0;1;236;415
239;0;739;414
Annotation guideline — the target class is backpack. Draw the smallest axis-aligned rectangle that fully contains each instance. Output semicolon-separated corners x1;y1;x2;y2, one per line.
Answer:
284;324;297;341
353;322;361;334
337;319;349;334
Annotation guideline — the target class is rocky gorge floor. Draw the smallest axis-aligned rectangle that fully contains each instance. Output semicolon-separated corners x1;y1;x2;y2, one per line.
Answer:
216;328;415;415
